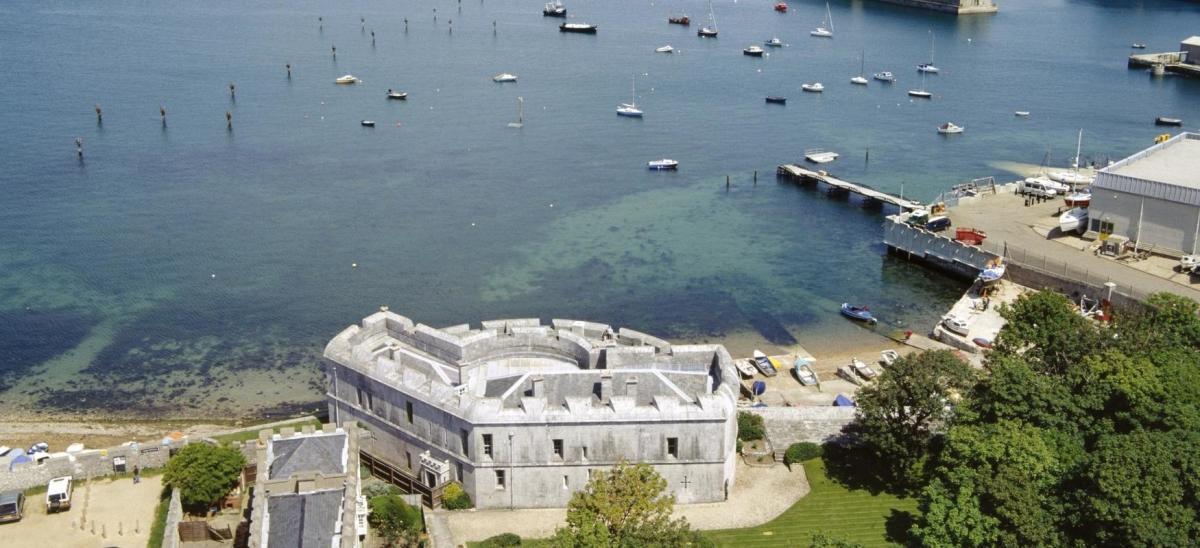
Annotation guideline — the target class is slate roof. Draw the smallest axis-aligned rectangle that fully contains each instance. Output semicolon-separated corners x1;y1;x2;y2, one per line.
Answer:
266;490;343;547
269;434;346;480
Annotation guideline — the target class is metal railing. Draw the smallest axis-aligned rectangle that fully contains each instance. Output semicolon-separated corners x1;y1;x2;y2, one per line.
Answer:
360;451;445;508
978;240;1151;302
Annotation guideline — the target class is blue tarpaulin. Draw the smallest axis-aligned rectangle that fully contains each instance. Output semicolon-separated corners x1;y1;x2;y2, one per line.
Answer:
8;451;31;471
833;394;855;407
751;381;767;396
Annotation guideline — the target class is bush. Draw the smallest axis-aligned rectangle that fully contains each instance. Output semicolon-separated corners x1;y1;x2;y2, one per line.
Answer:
736;438;744;454
784;442;824;466
369;494;423;545
441;482;473;510
362;482;401;499
162;443;246;512
479;532;522;547
737;411;766;441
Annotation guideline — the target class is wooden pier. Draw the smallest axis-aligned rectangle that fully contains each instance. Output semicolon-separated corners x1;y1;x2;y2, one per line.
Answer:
777;164;923;211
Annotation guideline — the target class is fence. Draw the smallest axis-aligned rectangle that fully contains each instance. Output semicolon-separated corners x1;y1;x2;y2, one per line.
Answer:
978;240;1150;305
360;451;445;508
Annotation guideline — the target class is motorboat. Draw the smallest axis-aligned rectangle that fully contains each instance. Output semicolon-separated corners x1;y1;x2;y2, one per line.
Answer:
804;149;838;163
1132;43;1147;49
942;315;969;336
360;120;376;127
765;37;784;47
1064;191;1091;208
669;15;690;25
1156;117;1184;126
744;45;765;57
559;23;597;33
938;122;964;134
794;359;818;386
873;71;895;82
335;74;361;84
978;261;1005;285
908;88;932;98
810;2;833;37
543;0;567;17
698;0;718;37
840;303;877;325
775;2;788;12
617;75;643;117
386;89;408;100
801;82;824;92
850;358;877;380
1015;111;1031;117
493;73;518;83
647;159;678;170
736;359;757;378
765;96;787;104
880;349;900;367
656;45;674;53
1059;207;1088;234
1027;176;1069;194
752;350;778;377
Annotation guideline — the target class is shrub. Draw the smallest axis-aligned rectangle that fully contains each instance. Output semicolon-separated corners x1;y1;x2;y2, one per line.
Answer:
737;411;766;441
479;532;522;547
736;438;744;454
441;482;473;510
784;442;824;466
362;482;401;499
369;494;423;545
162;443;246;512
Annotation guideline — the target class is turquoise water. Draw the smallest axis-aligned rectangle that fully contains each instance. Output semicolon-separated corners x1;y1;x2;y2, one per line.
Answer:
2;0;1198;414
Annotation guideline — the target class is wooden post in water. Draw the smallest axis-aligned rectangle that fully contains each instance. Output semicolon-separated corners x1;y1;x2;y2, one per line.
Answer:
361;17;365;30
405;18;409;31
865;147;870;163
318;16;323;30
160;105;166;125
449;20;453;33
226;110;232;130
286;63;291;77
229;82;235;98
726;175;731;188
94;104;102;123
753;170;758;183
75;137;83;158
371;31;375;45
331;45;336;59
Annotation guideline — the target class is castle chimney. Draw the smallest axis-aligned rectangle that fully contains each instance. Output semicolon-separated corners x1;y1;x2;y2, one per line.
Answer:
625;376;638;402
600;372;613;402
531;376;544;398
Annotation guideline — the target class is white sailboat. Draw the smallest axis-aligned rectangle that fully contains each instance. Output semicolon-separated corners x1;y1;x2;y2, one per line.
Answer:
507;97;524;128
851;49;868;85
617;75;643;117
918;31;939;73
1060;207;1088;233
1049;129;1094;187
698;0;718;37
908;70;931;98
811;2;833;37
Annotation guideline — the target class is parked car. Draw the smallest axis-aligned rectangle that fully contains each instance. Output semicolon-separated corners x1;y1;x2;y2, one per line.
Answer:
0;491;25;523
46;476;72;512
1018;178;1058;198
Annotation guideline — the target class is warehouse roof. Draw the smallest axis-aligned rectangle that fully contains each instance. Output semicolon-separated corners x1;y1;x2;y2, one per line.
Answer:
1095;133;1200;206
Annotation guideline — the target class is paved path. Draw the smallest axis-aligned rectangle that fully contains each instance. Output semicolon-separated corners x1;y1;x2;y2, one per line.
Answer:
442;460;809;544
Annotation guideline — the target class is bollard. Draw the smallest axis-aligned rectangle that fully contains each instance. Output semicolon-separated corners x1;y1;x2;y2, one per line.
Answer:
102;524;106;538
136;520;140;534
119;522;123;536
91;521;95;534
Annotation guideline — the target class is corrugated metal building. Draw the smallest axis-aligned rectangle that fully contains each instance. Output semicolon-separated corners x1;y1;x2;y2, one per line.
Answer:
1183;36;1200;65
1089;133;1200;255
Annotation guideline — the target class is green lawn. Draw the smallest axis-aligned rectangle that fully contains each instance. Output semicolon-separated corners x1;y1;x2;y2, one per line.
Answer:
703;460;916;547
211;416;322;446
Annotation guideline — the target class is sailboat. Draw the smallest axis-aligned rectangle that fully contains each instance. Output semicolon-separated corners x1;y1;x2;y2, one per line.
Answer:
698;1;718;37
811;2;833;37
617;75;643;117
1049;129;1094;187
507;97;524;128
918;31;940;73
908;70;931;98
851;49;868;85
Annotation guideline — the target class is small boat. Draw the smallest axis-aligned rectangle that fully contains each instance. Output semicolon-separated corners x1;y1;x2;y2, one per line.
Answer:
941;315;969;336
752;350;778;377
656;45;674;53
743;45;765;57
648;159;678;170
775;2;788;13
851;49;868;85
851;75;868;85
752;380;767;396
938;122;964;134
811;2;833;37
698;1;718;37
493;73;518;83
1015;111;1031;117
850;358;877;380
978;262;1005;284
1132;43;1147;49
1047;171;1092;186
617;75;643;117
765;37;784;47
801;82;824;92
543;0;567;17
560;23;597;33
794;359;818;386
1064;192;1091;208
840;303;877;325
1059;207;1088;234
361;120;376;127
908;89;932;98
1156;117;1184;126
873;71;895;82
837;366;862;386
973;337;994;349
669;15;691;25
917;31;939;73
804;149;838;163
736;359;757;378
386;89;408;100
765;96;787;104
880;349;900;367
335;74;361;84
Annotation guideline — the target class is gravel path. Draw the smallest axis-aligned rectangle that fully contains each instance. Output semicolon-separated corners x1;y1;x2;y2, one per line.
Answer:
442;460;809;544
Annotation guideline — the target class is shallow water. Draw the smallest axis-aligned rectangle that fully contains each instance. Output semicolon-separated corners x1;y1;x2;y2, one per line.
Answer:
1;0;1198;414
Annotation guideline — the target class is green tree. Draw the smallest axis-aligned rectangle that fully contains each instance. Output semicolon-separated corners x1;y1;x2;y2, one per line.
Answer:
852;350;976;491
162;443;246;511
994;290;1101;374
737;411;765;441
369;494;422;547
552;462;698;547
809;531;864;547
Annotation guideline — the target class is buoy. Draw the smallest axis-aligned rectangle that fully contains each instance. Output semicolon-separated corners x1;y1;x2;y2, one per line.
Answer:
352;263;358;268
211;273;216;278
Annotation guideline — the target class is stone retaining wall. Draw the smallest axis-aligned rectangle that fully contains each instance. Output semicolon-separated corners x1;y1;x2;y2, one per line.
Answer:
745;406;857;449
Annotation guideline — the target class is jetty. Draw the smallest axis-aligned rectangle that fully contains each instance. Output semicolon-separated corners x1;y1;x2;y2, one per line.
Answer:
1127;36;1200;78
777;164;922;211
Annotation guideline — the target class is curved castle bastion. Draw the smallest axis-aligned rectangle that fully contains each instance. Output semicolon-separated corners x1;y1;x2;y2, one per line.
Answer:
323;310;740;509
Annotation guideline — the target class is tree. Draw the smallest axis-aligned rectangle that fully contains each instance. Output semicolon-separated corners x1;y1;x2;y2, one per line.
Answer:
163;443;246;511
737;411;765;441
369;494;422;547
552;462;698;547
810;531;864;547
852;350;976;491
994;290;1102;374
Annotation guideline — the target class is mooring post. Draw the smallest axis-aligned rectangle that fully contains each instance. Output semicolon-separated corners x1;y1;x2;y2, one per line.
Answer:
754;170;758;182
75;137;83;158
94;104;102;124
226;110;232;130
331;45;336;59
318;16;322;30
229;81;235;98
160;105;166;125
371;31;375;45
866;147;870;163
286;63;291;77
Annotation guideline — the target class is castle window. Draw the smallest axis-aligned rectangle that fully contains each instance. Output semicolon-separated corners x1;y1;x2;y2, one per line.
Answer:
461;429;470;455
563;475;570;489
581;445;588;460
553;439;564;459
406;401;414;423
482;434;494;458
495;470;506;490
667;437;679;458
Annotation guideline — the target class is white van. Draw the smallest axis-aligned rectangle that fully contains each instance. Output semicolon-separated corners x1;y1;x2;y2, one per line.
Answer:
46;476;72;512
1018;178;1058;198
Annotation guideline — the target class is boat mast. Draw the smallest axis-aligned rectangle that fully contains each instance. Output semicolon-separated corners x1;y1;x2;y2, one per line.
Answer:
517;97;524;124
930;31;935;65
860;48;865;77
709;0;717;30
630;75;637;107
827;3;834;34
1074;128;1083;171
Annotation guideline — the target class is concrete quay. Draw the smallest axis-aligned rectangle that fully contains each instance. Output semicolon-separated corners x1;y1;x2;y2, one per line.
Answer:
1129;51;1200;77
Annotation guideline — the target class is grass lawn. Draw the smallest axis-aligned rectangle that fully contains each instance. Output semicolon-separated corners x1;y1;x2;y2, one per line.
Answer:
211;416;322;446
703;459;916;547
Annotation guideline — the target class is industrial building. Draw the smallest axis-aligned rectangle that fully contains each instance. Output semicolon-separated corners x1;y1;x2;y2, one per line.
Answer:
323;310;739;509
1183;36;1200;65
1088;132;1200;255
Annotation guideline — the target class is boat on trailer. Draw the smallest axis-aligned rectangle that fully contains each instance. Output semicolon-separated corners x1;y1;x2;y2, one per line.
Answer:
1060;207;1088;234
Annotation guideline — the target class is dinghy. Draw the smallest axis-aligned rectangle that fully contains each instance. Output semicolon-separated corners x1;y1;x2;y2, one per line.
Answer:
752;350;778;377
840;303;877;324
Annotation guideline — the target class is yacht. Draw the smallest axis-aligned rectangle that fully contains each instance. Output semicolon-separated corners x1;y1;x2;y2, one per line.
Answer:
743;45;765;57
917;31;939;73
386;89;408;100
873;71;895;82
810;2;833;37
617;75;644;117
765;37;784;47
851;49;868;85
559;23;597;33
493;73;518;83
937;122;963;134
801;82;824;92
648;159;679;170
908;71;931;98
543;0;567;17
335;75;361;84
698;1;718;37
656;45;675;53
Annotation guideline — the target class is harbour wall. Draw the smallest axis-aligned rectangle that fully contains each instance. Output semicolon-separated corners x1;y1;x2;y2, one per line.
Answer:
872;0;998;15
745;406;857;449
882;217;997;279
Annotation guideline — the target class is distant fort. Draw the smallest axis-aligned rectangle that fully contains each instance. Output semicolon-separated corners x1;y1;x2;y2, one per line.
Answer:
876;0;998;15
